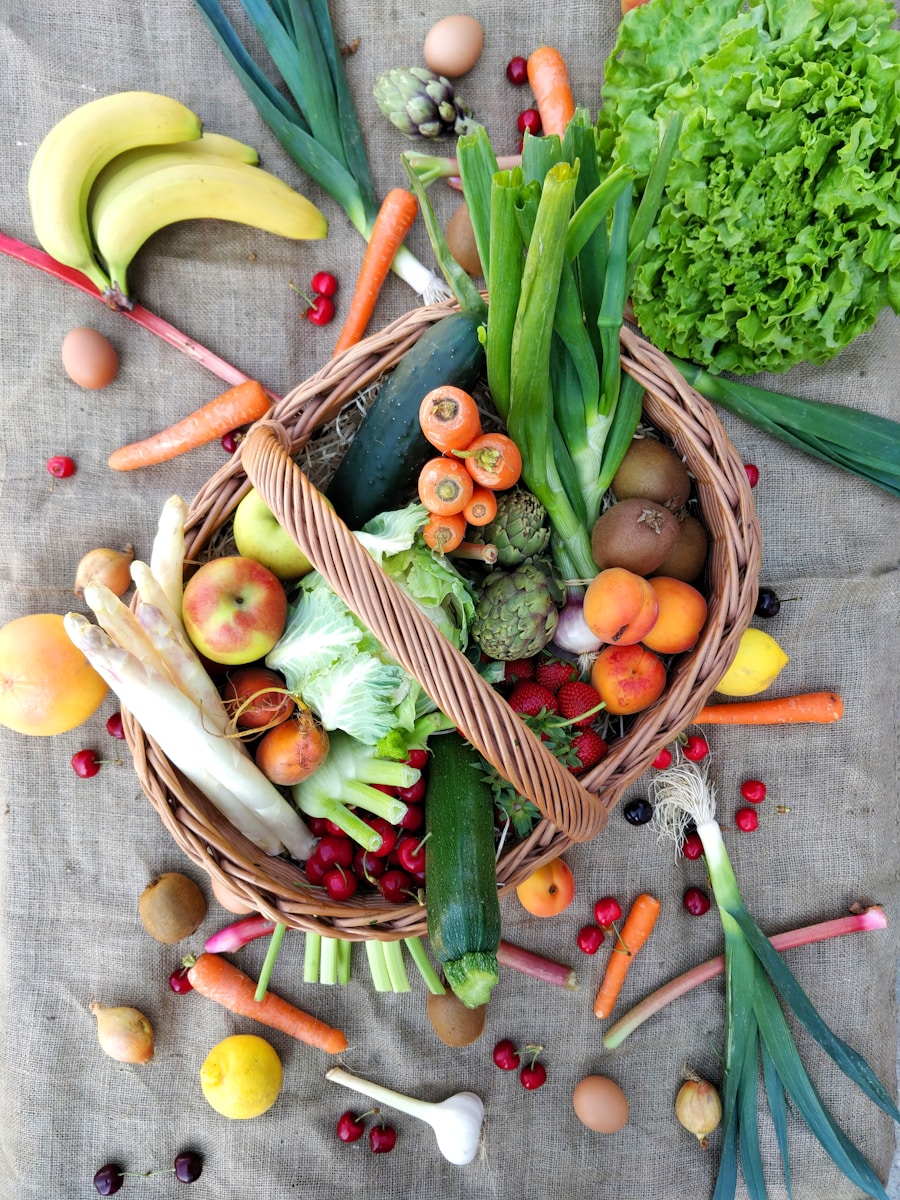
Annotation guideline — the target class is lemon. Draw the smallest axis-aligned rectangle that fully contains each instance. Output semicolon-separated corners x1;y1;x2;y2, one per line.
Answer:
199;1034;283;1119
715;628;789;697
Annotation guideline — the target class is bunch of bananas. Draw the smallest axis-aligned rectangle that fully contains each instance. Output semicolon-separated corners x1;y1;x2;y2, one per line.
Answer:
28;90;328;309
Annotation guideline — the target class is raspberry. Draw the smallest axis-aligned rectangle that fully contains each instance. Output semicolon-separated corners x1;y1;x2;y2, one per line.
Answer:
507;682;558;718
568;728;609;773
556;681;603;728
534;658;578;693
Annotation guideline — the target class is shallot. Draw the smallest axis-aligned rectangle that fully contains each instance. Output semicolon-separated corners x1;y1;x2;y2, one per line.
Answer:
89;1000;154;1064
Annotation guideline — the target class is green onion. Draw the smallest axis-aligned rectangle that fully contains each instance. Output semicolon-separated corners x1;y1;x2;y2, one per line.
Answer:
335;936;352;985
383;940;411;993
318;935;339;986
403;937;446;995
650;753;900;1199
303;930;321;983
253;920;286;1001
193;0;448;302
364;939;393;992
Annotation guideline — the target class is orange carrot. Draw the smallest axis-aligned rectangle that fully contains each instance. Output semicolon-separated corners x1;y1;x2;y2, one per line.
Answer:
422;511;467;553
463;486;498;526
418;455;474;515
593;892;661;1020
187;951;348;1054
455;432;522;490
694;691;844;726
107;379;271;471
332;188;419;357
419;385;482;453
526;47;576;139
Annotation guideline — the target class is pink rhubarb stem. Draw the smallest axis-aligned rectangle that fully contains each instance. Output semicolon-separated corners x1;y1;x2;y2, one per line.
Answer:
204;914;277;953
603;905;888;1049
497;938;578;990
0;229;281;401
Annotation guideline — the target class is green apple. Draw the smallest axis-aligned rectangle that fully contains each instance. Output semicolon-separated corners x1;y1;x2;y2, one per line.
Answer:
182;555;288;666
232;488;313;581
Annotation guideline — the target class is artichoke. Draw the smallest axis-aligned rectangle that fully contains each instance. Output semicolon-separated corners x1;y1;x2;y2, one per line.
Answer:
468;486;551;566
472;560;561;661
373;67;478;139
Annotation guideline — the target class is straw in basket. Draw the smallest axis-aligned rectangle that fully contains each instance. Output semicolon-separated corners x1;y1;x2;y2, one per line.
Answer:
123;302;761;939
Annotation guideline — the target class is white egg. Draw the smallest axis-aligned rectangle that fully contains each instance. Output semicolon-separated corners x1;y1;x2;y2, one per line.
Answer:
423;15;484;78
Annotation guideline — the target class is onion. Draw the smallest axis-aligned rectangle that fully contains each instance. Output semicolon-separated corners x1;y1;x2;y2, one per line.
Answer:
90;1000;155;1064
674;1072;722;1148
552;592;603;657
74;545;134;600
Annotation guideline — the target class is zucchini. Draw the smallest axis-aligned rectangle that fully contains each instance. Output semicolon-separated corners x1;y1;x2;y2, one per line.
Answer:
424;731;501;1009
326;312;485;529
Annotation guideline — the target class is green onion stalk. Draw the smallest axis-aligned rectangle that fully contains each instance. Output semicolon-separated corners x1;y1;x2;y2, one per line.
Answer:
193;0;449;303
650;753;900;1200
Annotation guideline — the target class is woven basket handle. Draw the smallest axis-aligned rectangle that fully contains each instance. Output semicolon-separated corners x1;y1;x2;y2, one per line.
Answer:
240;421;608;843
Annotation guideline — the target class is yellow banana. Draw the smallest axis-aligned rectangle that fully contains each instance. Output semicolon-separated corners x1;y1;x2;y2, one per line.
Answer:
91;158;328;303
28;91;202;296
88;131;260;227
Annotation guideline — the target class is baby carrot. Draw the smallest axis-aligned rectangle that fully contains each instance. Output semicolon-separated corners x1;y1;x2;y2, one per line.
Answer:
332;188;419;357
455;432;522;490
107;379;271;471
526;47;576;139
422;511;467;553
418;456;474;515
693;691;844;725
593;892;661;1020
463;486;498;526
187;951;348;1054
419;385;482;453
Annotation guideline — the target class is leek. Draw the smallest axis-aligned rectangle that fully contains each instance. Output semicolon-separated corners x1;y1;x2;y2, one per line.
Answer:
194;0;448;302
650;753;900;1200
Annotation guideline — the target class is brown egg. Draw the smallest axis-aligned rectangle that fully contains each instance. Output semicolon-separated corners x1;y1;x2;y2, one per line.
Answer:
573;1075;630;1133
423;15;484;78
61;326;119;389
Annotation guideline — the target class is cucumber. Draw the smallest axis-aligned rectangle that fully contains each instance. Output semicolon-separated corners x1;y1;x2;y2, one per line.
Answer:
326;312;485;529
424;731;501;1009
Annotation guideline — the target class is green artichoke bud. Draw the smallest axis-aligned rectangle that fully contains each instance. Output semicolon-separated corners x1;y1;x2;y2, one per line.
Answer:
373;67;478;140
472;561;560;661
468;486;551;566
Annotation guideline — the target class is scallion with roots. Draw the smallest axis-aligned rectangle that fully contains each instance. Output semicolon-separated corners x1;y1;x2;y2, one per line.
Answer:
649;751;900;1200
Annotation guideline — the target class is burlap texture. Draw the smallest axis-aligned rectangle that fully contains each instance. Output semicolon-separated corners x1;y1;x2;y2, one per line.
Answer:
0;1;898;1197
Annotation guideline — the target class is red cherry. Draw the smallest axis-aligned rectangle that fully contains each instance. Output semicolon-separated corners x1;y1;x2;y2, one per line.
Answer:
221;430;243;454
71;749;101;778
682;734;710;762
168;965;194;994
323;866;358;901
398;803;425;832
377;868;412;903
396;777;426;804
576;925;605;954
394;836;426;874
369;1124;397;1153
652;747;673;769
735;807;759;832
105;711;125;739
740;779;767;804
506;56;528;85
304;854;327;886
517;108;542;136
405;748;428;769
316;835;354;869
364;817;398;858
47;454;76;478
336;1110;366;1143
492;1039;520;1070
593;896;622;928
306;295;335;326
681;831;705;860
744;463;760;487
520;1060;547;1090
352;847;386;882
311;270;339;297
683;886;711;916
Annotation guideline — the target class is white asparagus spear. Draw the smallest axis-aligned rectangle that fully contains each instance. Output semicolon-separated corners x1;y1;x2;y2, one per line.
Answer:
149;495;188;626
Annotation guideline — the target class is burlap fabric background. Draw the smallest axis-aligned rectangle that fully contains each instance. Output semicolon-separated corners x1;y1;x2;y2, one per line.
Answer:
1;2;898;1197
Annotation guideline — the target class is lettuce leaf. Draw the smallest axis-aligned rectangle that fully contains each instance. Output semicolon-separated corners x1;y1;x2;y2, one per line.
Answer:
597;0;900;374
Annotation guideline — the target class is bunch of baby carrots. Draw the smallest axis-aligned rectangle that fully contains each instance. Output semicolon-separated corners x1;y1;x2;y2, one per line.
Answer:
416;384;522;554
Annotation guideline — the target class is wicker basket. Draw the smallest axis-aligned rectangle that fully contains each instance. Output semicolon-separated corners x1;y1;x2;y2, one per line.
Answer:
123;301;761;939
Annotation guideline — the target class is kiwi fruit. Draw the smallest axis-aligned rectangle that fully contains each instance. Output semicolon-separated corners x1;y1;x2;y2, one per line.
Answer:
591;497;680;575
655;511;710;583
611;437;691;511
138;871;207;944
444;201;483;277
426;987;487;1046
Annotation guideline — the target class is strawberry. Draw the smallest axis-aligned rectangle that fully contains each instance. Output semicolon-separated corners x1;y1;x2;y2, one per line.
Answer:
556;681;604;728
507;682;558;718
503;658;536;685
568;729;609;774
535;658;578;693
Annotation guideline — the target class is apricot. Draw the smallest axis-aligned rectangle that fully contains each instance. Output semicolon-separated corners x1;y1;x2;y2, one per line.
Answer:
641;577;708;654
582;568;659;646
590;643;667;716
515;857;575;917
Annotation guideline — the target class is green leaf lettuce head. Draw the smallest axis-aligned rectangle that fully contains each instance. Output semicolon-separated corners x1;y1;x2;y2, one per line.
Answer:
596;0;900;374
266;504;475;744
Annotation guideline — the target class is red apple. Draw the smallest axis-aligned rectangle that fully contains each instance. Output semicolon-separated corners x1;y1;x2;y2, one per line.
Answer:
182;556;288;666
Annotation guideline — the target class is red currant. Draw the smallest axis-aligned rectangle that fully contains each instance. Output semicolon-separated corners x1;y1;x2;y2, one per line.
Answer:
652;747;673;769
306;295;336;326
593;896;622;928
506;55;528;85
337;1110;366;1143
310;270;339;298
744;462;760;487
576;925;605;954
682;734;710;762
517;108;542;136
168;965;194;994
740;779;767;804
105;711;125;739
683;886;711;916
681;831;704;860
520;1059;547;1090
71;749;102;778
47;454;76;478
492;1039;520;1070
735;807;759;832
369;1124;397;1153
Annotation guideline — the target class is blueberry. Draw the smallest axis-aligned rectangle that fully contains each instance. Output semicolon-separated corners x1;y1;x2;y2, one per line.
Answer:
623;796;654;825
